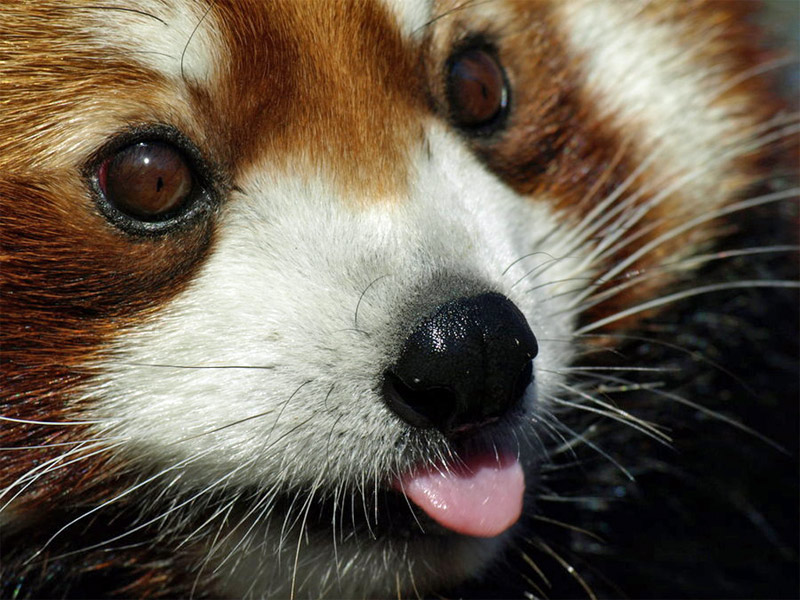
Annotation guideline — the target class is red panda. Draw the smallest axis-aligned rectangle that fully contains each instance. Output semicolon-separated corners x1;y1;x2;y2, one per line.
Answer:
1;1;797;598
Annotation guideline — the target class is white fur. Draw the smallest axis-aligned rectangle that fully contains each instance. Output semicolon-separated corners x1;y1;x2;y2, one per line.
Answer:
379;0;432;39
88;124;587;596
556;0;756;206
83;0;223;86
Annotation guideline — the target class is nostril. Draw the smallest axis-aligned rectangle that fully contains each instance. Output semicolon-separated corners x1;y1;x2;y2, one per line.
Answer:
382;373;458;430
383;359;535;435
382;292;538;437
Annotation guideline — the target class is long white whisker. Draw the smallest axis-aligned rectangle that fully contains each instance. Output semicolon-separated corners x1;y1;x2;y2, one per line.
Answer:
566;123;799;282
24;450;213;563
576;245;800;314
550;382;670;443
1;441;122;509
593;187;799;290
0;415;102;426
577;279;799;334
537;409;635;481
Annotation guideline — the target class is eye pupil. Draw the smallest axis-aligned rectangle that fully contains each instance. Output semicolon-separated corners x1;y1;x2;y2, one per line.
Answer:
447;47;508;130
101;141;193;221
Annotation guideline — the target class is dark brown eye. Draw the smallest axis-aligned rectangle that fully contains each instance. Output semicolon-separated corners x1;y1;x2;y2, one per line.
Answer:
446;47;509;132
99;141;193;221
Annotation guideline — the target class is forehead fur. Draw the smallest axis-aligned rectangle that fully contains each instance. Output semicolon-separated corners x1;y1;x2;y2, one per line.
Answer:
1;0;429;199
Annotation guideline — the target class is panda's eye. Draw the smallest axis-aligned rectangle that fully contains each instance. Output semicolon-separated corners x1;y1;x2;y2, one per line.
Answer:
446;47;509;133
98;141;193;221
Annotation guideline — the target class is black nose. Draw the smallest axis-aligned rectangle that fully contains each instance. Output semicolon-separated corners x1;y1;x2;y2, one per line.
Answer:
383;292;538;436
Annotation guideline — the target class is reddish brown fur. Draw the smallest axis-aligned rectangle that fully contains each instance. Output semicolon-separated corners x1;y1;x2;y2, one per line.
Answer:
0;0;791;596
193;0;425;199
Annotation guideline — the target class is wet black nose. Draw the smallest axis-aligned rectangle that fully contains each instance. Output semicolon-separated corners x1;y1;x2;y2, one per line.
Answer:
383;292;538;436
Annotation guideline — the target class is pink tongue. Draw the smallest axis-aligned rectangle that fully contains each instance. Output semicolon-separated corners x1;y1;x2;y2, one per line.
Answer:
394;453;525;538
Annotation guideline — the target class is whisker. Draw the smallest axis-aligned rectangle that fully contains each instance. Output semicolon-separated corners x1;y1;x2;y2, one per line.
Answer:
576;279;800;334
47;464;246;561
0;438;117;451
634;386;788;453
291;481;321;599
566;123;799;278
531;539;598;600
1;441;121;509
180;2;213;82
171;380;312;445
714;57;800;106
24;450;213;562
577;332;762;399
502;251;559;277
531;514;605;543
122;362;277;370
549;383;670;443
354;274;391;330
0;415;101;426
575;245;800;314
592;187;800;291
516;545;551;596
537;411;635;481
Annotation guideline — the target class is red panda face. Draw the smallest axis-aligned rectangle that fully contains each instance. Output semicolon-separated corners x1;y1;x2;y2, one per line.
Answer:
1;1;794;598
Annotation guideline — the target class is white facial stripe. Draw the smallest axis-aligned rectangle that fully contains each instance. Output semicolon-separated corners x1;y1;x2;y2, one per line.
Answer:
82;0;223;86
556;1;754;203
379;0;433;38
89;125;581;490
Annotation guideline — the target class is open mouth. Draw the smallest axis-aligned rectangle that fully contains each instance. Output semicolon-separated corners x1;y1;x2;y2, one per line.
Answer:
259;439;528;546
